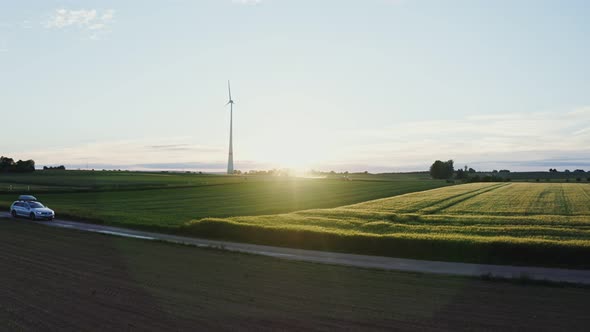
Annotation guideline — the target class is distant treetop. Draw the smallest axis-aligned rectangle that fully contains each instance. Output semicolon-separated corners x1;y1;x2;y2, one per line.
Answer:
0;156;35;173
429;160;454;179
43;165;66;171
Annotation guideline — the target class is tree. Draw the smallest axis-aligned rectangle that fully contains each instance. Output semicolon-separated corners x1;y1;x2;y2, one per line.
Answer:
430;160;454;179
16;160;35;172
0;156;34;173
455;169;466;180
468;168;476;173
0;156;16;172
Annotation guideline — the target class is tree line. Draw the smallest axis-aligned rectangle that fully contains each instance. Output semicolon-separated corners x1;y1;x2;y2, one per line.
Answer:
430;160;588;181
43;165;66;170
0;156;35;173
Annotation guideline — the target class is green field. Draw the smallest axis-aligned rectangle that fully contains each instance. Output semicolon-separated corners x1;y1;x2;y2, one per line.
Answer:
4;171;589;267
0;170;244;191
0;171;449;228
186;182;590;268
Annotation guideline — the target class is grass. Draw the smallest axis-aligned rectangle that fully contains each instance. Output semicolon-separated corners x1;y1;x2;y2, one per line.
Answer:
1;220;589;330
184;182;590;268
0;170;449;228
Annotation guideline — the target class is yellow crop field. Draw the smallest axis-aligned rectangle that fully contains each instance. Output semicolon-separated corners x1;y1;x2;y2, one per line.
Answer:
186;183;590;267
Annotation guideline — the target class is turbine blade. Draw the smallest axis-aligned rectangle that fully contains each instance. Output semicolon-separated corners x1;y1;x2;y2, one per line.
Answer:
228;80;232;101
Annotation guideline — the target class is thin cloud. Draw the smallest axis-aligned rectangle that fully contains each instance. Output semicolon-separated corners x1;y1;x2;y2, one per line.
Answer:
232;0;262;5
150;144;192;150
148;144;221;152
17;139;225;172
45;8;115;39
9;107;590;173
332;107;590;171
136;162;226;170
21;20;33;29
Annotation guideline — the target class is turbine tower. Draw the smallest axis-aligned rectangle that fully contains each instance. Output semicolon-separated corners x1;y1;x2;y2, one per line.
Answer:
226;80;235;175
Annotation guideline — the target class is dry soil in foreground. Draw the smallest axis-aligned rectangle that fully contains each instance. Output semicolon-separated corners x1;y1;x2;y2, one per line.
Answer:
0;219;589;331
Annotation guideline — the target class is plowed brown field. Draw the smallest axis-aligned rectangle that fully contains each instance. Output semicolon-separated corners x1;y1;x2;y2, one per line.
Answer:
1;219;589;331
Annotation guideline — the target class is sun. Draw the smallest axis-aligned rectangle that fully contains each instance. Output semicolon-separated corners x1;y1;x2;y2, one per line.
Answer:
250;136;326;172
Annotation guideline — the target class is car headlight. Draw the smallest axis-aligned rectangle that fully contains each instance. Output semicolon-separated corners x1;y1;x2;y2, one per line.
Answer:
36;211;42;214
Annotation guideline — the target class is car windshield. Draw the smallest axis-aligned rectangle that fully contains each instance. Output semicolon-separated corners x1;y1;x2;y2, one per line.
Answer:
28;202;44;208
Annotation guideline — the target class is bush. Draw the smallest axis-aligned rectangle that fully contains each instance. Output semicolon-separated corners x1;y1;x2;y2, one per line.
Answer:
182;219;590;268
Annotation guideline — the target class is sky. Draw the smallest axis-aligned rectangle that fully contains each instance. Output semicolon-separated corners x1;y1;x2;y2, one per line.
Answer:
1;0;589;172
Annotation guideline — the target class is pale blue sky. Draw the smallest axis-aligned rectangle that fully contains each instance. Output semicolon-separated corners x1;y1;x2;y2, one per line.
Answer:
1;0;589;172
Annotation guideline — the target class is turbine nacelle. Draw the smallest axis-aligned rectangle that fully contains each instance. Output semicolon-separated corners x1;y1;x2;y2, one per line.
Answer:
226;80;234;106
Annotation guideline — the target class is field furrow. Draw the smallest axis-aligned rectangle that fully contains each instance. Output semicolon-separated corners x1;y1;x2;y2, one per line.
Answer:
347;183;499;213
439;183;590;216
419;183;508;214
563;184;590;215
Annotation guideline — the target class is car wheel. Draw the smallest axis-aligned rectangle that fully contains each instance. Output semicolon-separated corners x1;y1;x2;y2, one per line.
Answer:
30;213;36;221
11;210;17;218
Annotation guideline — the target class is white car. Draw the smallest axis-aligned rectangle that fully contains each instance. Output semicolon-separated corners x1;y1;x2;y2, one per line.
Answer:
10;195;55;221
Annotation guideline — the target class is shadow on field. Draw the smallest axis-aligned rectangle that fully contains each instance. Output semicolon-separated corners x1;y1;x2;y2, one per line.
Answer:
1;220;589;330
0;220;178;330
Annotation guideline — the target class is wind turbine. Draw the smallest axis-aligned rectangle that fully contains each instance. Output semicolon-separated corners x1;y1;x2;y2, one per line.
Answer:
226;80;235;175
